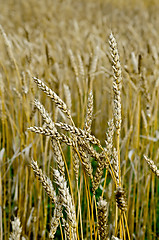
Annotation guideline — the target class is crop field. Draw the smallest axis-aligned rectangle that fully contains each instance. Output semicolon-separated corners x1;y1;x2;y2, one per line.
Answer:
0;0;159;239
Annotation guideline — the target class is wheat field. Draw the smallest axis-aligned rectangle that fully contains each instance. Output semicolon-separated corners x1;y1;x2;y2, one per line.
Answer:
0;0;159;239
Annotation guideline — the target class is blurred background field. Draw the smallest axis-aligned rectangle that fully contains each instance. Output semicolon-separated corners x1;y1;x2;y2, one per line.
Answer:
0;0;159;239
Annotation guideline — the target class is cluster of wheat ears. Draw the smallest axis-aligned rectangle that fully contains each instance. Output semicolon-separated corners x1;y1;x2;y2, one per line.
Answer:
8;32;158;239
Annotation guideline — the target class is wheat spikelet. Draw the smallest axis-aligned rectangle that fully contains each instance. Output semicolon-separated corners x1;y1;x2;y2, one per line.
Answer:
84;90;93;134
62;218;76;240
72;149;79;182
93;157;106;193
62;219;71;240
9;217;22;240
115;187;127;212
78;143;94;184
31;160;57;203
105;119;114;158
112;82;121;135
111;148;119;186
144;155;159;177
51;139;65;178
97;197;109;240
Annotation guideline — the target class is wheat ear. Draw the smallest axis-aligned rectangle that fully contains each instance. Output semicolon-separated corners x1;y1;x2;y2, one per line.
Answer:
115;187;127;212
53;169;76;230
28;126;74;146
109;32;122;135
9;217;22;240
34;99;56;131
31;160;57;203
33;77;73;122
49;196;63;239
97;197;109;240
144;155;159;177
51;138;65;178
109;32;122;186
